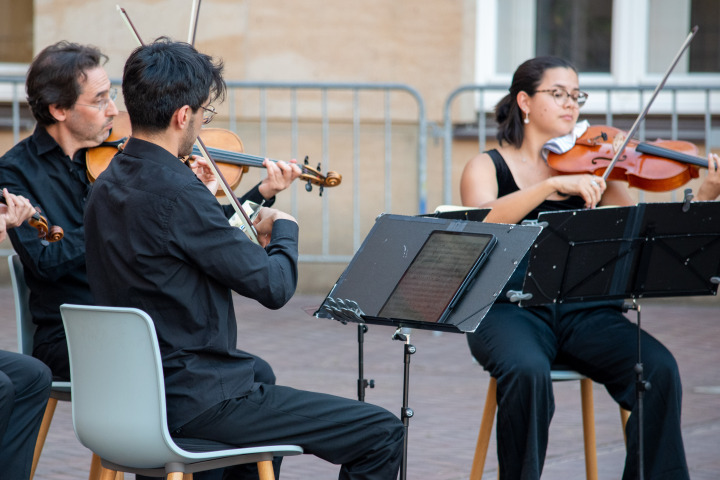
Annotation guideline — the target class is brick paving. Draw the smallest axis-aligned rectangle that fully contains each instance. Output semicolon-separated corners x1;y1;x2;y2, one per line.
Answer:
1;285;718;479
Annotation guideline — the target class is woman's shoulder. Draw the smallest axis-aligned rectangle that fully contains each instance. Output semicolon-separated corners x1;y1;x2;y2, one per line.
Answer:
463;150;498;176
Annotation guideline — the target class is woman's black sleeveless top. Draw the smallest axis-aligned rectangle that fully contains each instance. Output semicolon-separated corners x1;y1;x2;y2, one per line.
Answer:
487;149;585;221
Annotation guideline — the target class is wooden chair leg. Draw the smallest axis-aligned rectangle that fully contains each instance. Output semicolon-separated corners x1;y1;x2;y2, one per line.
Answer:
470;377;497;480
30;397;57;479
257;460;275;480
97;464;119;480
182;474;193;480
620;407;630;446
579;378;598;480
166;473;184;480
89;453;103;480
88;453;120;480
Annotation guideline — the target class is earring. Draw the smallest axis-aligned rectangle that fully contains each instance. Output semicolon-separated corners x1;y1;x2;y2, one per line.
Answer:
524;111;530;124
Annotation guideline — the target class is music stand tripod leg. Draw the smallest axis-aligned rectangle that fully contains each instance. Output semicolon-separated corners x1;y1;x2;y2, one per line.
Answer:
392;327;415;480
357;324;374;401
626;299;649;480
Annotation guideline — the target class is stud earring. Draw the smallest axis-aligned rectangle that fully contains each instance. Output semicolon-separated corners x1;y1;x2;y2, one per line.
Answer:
524;111;530;124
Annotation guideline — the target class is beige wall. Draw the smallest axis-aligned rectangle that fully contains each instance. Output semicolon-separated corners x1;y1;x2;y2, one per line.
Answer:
34;0;477;123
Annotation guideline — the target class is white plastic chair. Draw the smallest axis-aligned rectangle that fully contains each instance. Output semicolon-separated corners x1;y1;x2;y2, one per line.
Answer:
60;303;303;479
8;253;73;478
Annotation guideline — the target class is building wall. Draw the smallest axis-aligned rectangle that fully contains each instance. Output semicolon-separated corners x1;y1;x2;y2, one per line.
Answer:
34;0;476;122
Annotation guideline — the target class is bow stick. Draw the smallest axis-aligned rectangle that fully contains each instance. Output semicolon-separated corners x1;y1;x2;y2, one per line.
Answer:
601;26;699;183
116;5;260;244
188;0;202;45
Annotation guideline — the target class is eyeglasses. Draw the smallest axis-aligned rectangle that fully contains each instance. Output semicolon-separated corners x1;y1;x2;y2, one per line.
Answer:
75;87;118;111
535;88;589;107
200;105;217;125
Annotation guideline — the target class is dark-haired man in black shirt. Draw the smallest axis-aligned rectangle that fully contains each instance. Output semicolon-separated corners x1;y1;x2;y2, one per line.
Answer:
84;37;403;480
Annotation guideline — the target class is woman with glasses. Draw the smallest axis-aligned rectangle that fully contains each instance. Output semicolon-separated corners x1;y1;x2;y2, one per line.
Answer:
460;56;690;480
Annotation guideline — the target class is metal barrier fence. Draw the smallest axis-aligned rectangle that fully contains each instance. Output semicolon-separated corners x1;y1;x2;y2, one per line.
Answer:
5;77;720;263
442;84;720;205
0;77;427;265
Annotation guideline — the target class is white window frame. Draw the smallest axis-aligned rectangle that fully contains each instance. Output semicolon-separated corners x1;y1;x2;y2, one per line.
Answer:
474;0;720;115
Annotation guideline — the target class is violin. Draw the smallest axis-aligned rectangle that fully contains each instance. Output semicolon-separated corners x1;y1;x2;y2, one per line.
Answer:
547;27;707;194
85;111;342;195
547;124;708;192
0;196;64;243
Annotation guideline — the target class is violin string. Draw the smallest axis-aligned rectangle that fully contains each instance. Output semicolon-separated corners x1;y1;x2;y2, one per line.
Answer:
192;145;312;174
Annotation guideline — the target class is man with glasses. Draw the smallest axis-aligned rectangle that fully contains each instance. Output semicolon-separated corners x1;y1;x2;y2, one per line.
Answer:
0;41;118;382
0;41;301;386
84;37;403;480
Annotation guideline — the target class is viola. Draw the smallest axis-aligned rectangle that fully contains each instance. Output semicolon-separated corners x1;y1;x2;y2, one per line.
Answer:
0;196;63;243
85;111;342;195
547;124;709;192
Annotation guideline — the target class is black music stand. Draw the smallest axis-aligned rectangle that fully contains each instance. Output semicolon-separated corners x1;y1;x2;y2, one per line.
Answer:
418;206;490;222
517;201;720;480
315;213;541;480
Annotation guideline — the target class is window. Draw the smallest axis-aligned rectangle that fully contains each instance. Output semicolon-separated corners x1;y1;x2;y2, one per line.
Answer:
535;0;613;73
689;0;720;72
0;1;33;63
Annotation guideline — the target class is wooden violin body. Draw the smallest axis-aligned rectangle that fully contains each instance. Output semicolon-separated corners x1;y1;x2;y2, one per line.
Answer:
86;112;342;195
547;125;707;192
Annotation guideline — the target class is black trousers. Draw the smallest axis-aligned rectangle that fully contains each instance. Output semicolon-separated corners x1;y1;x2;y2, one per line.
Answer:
466;301;689;480
33;336;70;381
175;383;404;480
140;352;403;480
137;352;279;480
0;350;52;480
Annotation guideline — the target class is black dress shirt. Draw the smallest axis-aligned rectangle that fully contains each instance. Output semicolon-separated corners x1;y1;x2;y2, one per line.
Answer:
0;126;94;349
84;137;299;431
0;126;274;361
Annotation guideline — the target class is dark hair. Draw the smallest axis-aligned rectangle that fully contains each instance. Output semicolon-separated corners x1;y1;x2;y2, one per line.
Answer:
495;56;577;148
122;37;225;133
26;41;107;126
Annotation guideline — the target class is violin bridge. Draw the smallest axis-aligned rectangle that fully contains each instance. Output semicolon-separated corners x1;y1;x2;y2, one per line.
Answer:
612;133;625;154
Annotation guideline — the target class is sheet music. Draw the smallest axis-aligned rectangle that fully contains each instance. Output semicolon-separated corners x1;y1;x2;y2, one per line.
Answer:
379;232;493;323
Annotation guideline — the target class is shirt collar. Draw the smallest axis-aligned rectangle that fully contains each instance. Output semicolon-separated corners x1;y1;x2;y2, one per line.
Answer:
32;124;88;165
32;125;63;157
121;137;193;175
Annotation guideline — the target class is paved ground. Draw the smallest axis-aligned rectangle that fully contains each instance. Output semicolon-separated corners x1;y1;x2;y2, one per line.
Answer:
1;286;718;479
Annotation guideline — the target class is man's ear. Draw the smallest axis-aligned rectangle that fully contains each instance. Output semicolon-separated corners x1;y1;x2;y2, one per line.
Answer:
48;104;68;123
174;105;192;130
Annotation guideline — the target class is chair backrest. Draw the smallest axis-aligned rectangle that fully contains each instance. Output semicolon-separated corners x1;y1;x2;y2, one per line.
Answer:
8;253;35;355
60;304;190;468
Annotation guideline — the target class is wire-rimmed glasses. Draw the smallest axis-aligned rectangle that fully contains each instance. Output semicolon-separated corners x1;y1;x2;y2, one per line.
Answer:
536;89;589;107
200;105;217;125
75;87;118;111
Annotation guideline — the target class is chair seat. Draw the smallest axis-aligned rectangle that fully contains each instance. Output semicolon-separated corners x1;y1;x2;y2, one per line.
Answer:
100;442;303;477
173;438;301;456
50;381;72;401
550;364;587;382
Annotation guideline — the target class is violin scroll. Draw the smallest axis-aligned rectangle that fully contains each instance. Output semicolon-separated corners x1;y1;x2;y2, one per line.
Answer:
30;206;64;243
0;195;63;244
27;210;64;244
300;156;342;196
